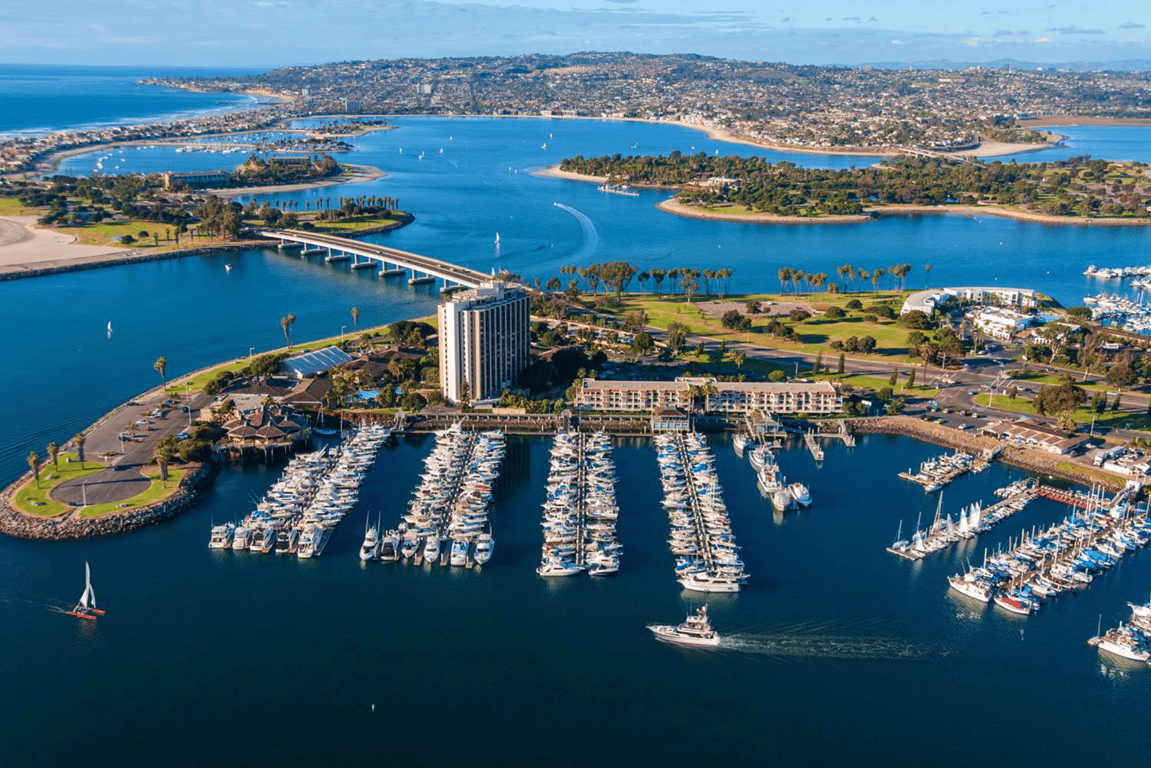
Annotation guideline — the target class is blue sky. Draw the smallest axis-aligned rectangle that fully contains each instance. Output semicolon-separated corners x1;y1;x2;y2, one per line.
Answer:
2;0;1147;66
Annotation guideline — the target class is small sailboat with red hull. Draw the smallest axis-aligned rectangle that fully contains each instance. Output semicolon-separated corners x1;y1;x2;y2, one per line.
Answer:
66;561;104;620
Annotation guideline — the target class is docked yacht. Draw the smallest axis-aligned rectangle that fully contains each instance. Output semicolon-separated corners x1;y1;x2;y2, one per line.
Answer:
231;525;252;551
450;538;470;567
250;525;277;554
474;532;494;565
948;573;992;603
379;530;400;562
423;536;441;563
733;434;750;454
1091;624;1151;662
679;571;741;593
297;523;327;559
274;526;299;555
208;522;235;549
788;482;812;508
360;524;380;561
647;606;721;648
537;558;582;577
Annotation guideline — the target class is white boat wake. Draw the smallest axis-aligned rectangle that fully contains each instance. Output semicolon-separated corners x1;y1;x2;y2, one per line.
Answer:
719;633;933;660
552;202;598;262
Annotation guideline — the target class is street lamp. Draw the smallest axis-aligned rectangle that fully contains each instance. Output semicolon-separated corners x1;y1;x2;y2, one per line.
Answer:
249;346;255;362
341;325;347;342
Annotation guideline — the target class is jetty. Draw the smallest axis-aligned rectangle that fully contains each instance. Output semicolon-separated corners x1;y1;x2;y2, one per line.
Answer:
655;432;747;593
537;430;621;576
886;480;1037;559
899;450;984;492
394;423;504;569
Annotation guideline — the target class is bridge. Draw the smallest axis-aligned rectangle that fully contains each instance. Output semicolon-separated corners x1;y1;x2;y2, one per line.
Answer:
257;229;489;291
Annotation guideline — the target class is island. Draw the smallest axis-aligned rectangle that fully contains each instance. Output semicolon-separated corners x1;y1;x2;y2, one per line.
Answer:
555;153;1151;225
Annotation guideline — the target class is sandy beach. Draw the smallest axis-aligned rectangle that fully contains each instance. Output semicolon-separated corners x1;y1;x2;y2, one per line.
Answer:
0;215;126;269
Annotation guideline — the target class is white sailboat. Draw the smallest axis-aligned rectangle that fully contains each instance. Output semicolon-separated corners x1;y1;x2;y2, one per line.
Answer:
67;561;104;620
106;321;113;335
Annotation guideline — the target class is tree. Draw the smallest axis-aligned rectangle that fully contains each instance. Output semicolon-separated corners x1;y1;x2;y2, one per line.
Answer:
888;369;899;386
823;306;845;320
679;273;700;303
667;322;690;354
906;369;916;389
837;353;845;375
1008;385;1018;400
27;450;40;488
732;350;746;370
813;351;823;374
877;386;893;402
924;263;932;288
1033;381;1087;417
154;444;174;484
745;299;760;315
1111;394;1122;413
769;370;787;382
74;432;86;468
1090;391;1107;414
47;442;59;471
717;268;733;299
632;331;655;355
650;268;666;296
153;356;168;391
1106;361;1138;390
281;313;296;348
351;306;360;331
459;380;471;409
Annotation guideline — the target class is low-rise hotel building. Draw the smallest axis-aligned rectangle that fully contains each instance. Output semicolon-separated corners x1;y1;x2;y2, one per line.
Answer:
438;280;530;403
573;377;841;415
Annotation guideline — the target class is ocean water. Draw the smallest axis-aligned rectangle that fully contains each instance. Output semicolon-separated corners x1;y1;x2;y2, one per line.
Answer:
0;64;265;136
3;87;1151;767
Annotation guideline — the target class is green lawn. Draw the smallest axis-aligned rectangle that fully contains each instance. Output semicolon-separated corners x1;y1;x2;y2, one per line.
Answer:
974;393;1151;431
56;220;187;250
605;292;921;362
306;213;408;235
78;467;186;518
13;453;106;517
0;197;42;216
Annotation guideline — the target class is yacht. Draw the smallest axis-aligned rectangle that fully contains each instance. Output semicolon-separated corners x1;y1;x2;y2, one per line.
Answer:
208;522;235;549
474;532;494;565
450;538;470;567
1091;624;1151;662
788;482;812;507
231;525;252;551
297;523;326;559
274;526;299;555
537;559;582;577
359;524;380;561
250;525;277;554
679;571;741;593
423;536;441;563
733;434;749;453
647;606;721;648
379;530;400;562
400;535;420;560
948;573;992;603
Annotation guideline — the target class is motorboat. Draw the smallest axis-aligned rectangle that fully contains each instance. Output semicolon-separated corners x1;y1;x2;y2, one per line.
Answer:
647;606;721;648
360;524;380;561
231;525;251;551
208;522;235;549
788;482;812;507
450;538;469;567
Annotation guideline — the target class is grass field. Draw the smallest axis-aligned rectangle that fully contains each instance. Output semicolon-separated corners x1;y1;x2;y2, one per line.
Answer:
78;467;186;518
974;393;1151;431
13;453;106;517
306;213;408;235
604;292;922;361
0;197;42;216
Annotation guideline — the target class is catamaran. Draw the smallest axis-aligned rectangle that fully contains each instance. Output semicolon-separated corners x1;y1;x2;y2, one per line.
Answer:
66;562;105;621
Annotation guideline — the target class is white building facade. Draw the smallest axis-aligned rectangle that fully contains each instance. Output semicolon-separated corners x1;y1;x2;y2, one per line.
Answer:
438;281;530;403
574;377;841;415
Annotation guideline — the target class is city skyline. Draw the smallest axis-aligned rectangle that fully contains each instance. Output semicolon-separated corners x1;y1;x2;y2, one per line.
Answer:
2;0;1148;68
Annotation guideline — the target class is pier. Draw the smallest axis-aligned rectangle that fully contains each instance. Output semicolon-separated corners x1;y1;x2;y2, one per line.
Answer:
259;229;490;292
538;430;621;576
887;480;1038;559
803;430;825;461
899;451;983;491
395;423;503;568
655;432;747;593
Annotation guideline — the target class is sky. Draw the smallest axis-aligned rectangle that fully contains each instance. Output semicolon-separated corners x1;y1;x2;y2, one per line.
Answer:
1;0;1148;67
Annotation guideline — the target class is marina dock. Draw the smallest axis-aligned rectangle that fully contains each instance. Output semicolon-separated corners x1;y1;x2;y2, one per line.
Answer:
389;423;503;568
886;479;1037;559
207;425;392;558
899;450;984;492
538;430;621;576
656;432;747;593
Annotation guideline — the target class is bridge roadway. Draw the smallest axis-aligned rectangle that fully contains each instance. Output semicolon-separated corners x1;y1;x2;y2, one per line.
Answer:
258;229;489;289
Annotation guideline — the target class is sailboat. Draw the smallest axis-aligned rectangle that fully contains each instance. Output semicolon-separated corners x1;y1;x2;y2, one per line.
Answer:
106;321;113;334
495;232;500;249
66;561;105;620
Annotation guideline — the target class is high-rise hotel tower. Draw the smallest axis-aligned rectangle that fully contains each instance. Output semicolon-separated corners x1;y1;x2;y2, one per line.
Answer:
438;280;530;403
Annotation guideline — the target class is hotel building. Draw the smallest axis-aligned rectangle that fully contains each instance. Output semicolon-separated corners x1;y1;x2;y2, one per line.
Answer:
438;281;530;403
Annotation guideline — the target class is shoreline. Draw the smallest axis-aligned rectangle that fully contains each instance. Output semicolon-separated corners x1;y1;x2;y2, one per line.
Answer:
655;196;1151;228
212;163;385;197
1023;116;1151;128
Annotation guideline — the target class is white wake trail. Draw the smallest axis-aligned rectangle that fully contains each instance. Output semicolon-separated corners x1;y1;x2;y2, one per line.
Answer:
720;633;932;660
553;202;599;262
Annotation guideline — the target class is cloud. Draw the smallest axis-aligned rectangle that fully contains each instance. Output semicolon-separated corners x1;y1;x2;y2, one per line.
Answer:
1119;22;1145;30
1047;25;1105;34
1034;36;1051;43
868;17;878;22
603;0;639;4
842;16;860;22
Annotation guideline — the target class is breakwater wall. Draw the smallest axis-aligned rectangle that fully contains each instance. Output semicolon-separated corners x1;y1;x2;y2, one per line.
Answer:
0;243;264;282
0;461;218;540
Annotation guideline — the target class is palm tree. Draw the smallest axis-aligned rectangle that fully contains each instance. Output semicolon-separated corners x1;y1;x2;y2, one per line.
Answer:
27;450;41;488
74;432;86;468
281;313;296;348
702;269;716;297
731;350;746;369
351;306;360;331
153;356;168;391
778;267;792;294
717;268;733;299
154;445;174;485
47;442;59;471
650;268;666;296
924;263;932;289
